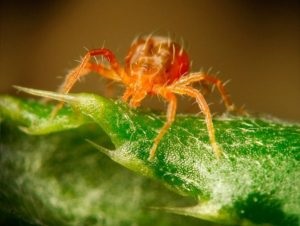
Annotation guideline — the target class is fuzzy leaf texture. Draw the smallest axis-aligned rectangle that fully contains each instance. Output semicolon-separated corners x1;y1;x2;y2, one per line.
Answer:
0;87;299;226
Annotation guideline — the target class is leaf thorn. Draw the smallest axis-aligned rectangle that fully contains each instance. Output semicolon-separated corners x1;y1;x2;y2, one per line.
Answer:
85;139;115;157
13;86;77;104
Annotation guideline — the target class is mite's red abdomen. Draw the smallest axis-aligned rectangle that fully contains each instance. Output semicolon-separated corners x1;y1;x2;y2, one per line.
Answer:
166;43;190;83
125;36;190;84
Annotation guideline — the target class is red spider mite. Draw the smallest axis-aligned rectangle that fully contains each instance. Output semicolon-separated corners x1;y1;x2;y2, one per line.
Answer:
54;35;236;160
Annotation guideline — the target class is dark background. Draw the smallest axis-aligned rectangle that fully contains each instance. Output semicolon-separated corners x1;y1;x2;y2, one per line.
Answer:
1;0;299;120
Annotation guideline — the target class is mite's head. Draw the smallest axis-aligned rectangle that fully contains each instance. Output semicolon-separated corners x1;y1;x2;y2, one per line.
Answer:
125;36;190;83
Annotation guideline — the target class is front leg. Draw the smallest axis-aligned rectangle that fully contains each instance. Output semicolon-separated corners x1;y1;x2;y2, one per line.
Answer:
122;88;133;103
149;88;177;160
58;48;123;95
51;48;124;118
122;89;148;108
170;85;222;158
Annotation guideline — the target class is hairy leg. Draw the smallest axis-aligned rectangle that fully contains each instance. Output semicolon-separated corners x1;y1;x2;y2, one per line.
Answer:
87;62;121;82
170;86;222;158
174;72;235;112
149;90;177;160
52;48;124;117
58;48;123;94
122;88;133;102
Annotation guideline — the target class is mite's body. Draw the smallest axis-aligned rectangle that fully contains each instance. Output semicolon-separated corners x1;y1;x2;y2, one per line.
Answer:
56;35;236;160
122;36;190;107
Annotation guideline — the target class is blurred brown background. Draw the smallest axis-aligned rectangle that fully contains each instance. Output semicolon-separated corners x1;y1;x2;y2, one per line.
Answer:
1;0;299;120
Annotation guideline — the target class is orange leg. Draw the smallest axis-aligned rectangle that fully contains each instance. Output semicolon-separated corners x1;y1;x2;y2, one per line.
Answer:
122;88;148;108
129;91;148;108
149;91;177;160
87;62;122;82
58;48;123;94
51;48;125;117
170;86;222;158
122;88;133;103
175;73;235;112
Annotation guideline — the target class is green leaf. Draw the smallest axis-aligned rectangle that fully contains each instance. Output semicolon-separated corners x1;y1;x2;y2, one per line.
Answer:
1;87;299;226
0;96;200;226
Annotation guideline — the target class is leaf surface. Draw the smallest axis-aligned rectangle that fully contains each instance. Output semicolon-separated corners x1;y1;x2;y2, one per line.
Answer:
0;88;299;226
